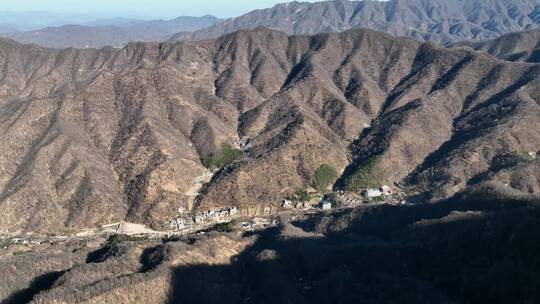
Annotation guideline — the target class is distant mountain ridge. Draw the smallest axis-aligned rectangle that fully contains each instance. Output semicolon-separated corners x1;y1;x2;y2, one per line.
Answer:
2;15;221;48
0;10;97;30
170;0;540;44
4;0;540;48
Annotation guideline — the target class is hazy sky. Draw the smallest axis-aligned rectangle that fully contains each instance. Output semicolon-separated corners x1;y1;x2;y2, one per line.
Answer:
0;0;319;19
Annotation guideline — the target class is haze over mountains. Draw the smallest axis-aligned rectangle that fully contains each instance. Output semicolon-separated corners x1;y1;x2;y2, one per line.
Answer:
4;0;540;48
0;11;98;32
171;0;540;44
2;15;221;48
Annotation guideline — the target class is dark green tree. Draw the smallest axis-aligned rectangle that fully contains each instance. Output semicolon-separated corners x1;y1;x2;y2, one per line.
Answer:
202;142;244;169
314;164;338;193
345;156;384;191
294;188;310;202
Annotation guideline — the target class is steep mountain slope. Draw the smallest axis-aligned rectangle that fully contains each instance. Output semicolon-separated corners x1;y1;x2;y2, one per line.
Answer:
454;29;540;63
170;0;540;44
0;28;539;233
2;16;221;48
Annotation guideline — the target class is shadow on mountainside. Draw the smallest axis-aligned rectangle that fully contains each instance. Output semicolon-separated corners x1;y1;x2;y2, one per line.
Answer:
1;270;66;304
168;193;540;304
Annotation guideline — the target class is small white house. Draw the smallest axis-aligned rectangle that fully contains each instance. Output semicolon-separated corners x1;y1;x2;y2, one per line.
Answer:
282;199;293;209
170;218;188;230
254;217;271;225
362;188;383;198
379;185;392;196
322;202;332;210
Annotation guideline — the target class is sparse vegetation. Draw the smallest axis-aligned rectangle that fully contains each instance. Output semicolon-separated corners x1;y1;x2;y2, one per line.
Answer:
416;172;430;190
314;164;338;193
515;151;536;162
323;192;338;203
0;238;13;250
294;188;310;202
345;156;384;191
208;221;235;233
107;234;150;246
202;142;244;169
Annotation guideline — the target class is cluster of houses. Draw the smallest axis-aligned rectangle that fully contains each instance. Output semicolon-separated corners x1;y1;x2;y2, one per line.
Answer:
281;185;397;211
169;185;408;232
169;207;239;230
279;185;406;214
282;199;315;211
240;217;279;231
194;207;239;224
281;198;332;212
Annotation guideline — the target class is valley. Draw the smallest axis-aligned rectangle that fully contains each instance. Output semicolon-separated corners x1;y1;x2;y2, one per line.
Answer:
0;27;539;234
1;1;540;303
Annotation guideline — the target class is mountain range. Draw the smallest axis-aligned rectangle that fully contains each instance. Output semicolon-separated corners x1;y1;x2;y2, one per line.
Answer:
4;0;540;49
2;15;221;48
0;26;538;233
454;28;540;63
1;2;540;302
170;0;540;44
0;11;98;31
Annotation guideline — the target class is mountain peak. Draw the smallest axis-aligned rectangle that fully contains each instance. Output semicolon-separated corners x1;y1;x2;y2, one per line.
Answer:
170;0;540;44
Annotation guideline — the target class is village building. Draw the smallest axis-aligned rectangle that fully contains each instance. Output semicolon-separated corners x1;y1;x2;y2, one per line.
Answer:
282;199;293;209
379;185;392;195
170;218;189;230
322;202;332;210
253;217;272;227
362;188;383;198
241;222;254;231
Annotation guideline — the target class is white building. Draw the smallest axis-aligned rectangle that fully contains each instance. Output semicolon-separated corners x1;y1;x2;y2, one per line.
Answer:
322;202;332;210
379;185;392;196
282;199;293;209
362;188;383;198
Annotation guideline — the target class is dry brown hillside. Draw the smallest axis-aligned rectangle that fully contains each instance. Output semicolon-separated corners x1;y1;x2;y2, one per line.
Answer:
453;29;540;63
0;28;539;233
1;194;539;304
